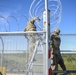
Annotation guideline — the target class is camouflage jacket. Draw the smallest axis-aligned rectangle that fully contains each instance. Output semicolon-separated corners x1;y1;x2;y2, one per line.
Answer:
51;34;61;48
24;19;36;31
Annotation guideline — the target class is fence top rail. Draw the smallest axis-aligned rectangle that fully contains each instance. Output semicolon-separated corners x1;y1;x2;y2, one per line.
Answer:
0;31;46;35
60;34;76;36
0;32;76;35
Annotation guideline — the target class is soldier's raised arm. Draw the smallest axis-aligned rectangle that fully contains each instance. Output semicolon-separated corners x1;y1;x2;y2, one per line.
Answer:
24;17;40;31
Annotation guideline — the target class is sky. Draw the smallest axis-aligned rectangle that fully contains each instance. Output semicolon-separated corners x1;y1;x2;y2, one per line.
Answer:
60;0;76;34
0;0;76;51
0;0;76;33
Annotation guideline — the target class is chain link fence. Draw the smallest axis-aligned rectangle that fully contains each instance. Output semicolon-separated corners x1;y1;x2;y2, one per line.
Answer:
0;32;44;75
57;34;76;75
0;33;76;75
60;34;76;70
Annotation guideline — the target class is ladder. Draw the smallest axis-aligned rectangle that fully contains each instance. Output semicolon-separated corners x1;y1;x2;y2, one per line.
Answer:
26;40;40;75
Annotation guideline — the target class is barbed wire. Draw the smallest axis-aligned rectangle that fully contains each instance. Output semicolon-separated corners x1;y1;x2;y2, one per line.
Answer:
0;0;62;32
29;0;62;32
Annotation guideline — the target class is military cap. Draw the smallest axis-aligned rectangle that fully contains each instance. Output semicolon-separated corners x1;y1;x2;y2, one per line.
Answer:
54;28;60;34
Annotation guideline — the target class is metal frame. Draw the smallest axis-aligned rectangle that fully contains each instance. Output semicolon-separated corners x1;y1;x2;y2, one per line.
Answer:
0;36;4;66
52;70;76;75
45;0;51;75
0;31;45;35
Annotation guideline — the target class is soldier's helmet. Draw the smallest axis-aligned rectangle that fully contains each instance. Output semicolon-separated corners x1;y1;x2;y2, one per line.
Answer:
54;28;60;34
29;19;35;24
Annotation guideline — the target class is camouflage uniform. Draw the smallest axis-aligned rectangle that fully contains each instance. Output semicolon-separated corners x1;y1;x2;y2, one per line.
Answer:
51;28;66;75
24;17;40;61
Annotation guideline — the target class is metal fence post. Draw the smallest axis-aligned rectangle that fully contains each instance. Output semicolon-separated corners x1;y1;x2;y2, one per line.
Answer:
44;0;52;75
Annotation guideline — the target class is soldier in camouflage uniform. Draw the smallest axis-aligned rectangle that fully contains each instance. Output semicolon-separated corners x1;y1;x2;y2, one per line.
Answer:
24;17;40;61
51;28;66;75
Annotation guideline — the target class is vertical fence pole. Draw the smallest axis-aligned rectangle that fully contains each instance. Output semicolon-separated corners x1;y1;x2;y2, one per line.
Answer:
44;0;52;75
0;36;4;67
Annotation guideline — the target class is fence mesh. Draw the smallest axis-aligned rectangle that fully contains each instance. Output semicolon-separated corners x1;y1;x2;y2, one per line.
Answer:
58;34;76;75
0;33;44;75
0;34;76;75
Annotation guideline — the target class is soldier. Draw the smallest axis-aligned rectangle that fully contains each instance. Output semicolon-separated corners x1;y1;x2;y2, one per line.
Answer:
51;28;66;75
24;17;40;61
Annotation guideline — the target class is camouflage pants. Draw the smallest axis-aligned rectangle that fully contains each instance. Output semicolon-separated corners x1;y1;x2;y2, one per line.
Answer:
51;47;66;75
51;47;58;71
54;47;66;70
28;33;39;60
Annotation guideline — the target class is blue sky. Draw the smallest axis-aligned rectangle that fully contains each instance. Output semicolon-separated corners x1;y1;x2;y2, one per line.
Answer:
0;0;76;33
60;0;76;34
0;0;76;50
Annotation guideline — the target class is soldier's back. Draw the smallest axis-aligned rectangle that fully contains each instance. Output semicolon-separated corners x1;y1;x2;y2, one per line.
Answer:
51;34;61;48
26;22;36;30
